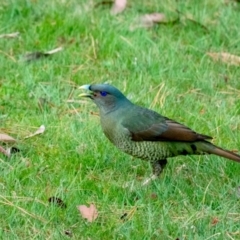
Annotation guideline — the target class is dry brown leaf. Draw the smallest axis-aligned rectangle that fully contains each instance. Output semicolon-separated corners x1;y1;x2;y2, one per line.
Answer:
211;217;219;226
24;125;45;139
0;133;17;143
0;145;10;157
130;13;165;30
150;192;158;199
64;230;73;237
77;204;98;222
94;1;112;8
119;206;138;221
111;0;127;15
48;197;67;208
0;32;20;39
207;52;240;66
142;13;165;25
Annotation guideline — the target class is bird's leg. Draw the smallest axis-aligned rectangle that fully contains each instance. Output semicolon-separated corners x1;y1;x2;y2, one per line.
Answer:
142;159;167;186
152;159;168;176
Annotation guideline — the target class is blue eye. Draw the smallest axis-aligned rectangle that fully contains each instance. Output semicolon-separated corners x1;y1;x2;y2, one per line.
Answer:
100;91;108;97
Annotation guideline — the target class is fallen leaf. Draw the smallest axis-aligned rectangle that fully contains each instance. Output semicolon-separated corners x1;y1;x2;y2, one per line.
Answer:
142;13;165;25
130;13;165;30
211;217;219;225
24;125;45;139
23;52;49;61
0;32;20;39
150;192;158;199
119;206;137;221
64;230;73;237
95;1;113;8
10;147;20;154
0;145;10;157
223;75;229;83
200;108;205;115
111;0;127;15
120;212;128;221
77;204;98;222
22;47;63;62
207;52;240;66
48;197;67;208
0;133;17;143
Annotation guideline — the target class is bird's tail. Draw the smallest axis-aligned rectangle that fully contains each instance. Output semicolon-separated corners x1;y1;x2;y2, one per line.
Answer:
200;141;240;163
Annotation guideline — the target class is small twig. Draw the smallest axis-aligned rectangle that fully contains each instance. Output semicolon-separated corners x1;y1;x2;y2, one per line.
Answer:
150;82;166;109
45;46;63;55
90;35;97;59
0;32;20;39
0;50;17;62
22;47;63;62
0;195;47;223
226;232;236;240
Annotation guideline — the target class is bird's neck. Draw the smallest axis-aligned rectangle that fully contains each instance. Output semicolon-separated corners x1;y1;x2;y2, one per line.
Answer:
100;99;133;116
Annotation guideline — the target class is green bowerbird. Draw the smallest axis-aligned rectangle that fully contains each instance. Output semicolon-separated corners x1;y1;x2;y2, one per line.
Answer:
79;84;240;184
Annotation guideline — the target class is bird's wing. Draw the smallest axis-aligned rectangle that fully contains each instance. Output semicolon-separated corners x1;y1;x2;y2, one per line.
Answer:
122;107;212;142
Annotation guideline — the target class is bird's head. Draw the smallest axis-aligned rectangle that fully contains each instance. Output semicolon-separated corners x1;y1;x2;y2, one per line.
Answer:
79;84;131;114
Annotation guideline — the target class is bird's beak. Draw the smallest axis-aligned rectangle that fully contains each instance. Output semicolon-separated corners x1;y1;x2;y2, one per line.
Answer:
78;84;93;98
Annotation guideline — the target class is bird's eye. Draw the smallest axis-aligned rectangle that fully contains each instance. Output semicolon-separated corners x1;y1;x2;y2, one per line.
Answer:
100;91;108;97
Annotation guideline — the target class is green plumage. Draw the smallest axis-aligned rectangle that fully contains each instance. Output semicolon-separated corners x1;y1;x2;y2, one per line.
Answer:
79;84;240;179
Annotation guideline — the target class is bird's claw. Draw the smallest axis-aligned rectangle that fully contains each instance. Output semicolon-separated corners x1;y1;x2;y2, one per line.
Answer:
142;174;158;186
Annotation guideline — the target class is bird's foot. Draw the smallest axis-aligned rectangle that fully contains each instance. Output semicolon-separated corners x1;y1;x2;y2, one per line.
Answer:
123;160;168;188
142;174;158;186
123;174;158;189
141;159;167;186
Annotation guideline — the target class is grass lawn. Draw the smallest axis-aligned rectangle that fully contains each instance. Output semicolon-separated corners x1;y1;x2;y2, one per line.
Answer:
1;0;240;239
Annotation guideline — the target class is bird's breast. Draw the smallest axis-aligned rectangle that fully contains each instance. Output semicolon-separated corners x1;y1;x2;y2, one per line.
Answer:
100;116;129;144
